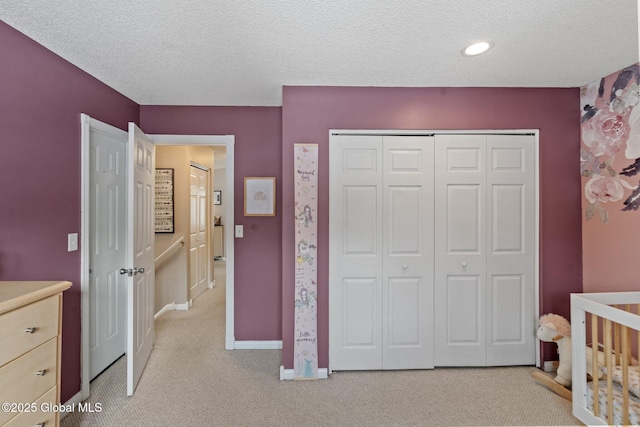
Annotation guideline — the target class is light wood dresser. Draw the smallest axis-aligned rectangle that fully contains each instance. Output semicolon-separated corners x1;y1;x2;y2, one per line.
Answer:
0;281;72;427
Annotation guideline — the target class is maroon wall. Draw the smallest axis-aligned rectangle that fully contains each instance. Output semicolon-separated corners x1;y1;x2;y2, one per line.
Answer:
0;22;139;401
140;106;283;341
281;86;583;368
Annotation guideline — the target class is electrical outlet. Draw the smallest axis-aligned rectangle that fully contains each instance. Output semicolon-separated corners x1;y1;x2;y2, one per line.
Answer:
235;225;243;238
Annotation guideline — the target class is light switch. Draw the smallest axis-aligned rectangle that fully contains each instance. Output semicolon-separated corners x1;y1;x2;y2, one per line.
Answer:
68;233;78;252
235;225;243;238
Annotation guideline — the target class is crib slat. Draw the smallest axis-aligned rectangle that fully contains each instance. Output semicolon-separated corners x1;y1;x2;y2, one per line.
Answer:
614;313;621;366
637;304;640;366
622;324;630;427
604;318;614;425
592;313;600;418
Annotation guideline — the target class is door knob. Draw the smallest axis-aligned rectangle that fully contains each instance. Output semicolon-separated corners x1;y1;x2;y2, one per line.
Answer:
120;267;145;277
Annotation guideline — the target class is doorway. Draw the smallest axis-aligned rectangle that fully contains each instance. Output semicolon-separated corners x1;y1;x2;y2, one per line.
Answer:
80;116;236;400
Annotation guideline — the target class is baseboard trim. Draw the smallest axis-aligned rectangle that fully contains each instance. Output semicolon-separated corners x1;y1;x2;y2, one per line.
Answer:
234;340;283;350
61;390;84;419
155;302;190;319
279;366;329;380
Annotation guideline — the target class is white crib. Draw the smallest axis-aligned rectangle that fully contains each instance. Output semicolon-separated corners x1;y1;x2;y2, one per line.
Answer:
571;292;640;425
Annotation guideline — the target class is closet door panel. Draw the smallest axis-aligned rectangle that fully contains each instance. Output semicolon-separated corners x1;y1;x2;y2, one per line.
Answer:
330;135;384;370
435;135;487;366
486;135;536;365
382;136;434;369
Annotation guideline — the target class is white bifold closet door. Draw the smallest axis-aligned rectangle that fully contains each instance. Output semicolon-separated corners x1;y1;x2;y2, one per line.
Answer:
329;134;435;371
434;134;536;366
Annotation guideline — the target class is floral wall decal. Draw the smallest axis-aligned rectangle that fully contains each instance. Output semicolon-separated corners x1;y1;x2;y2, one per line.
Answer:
581;64;640;223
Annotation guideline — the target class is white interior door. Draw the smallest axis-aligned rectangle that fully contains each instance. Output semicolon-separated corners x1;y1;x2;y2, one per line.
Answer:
485;134;536;365
126;123;155;396
329;134;434;371
189;165;209;301
89;124;127;379
382;136;434;369
434;135;488;366
329;135;384;370
434;134;535;366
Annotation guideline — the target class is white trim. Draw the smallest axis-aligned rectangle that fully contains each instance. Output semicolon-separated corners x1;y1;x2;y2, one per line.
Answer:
280;366;329;380
60;390;84;420
174;302;190;311
154;302;190;319
534;131;541;368
330;129;538;136
234;340;283;350
80;114;128;401
151;134;236;350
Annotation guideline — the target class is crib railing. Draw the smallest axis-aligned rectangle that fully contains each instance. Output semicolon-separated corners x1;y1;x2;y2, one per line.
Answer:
571;292;640;426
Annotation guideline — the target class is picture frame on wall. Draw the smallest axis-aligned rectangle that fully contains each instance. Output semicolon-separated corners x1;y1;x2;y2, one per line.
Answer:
244;177;276;216
214;190;222;205
155;168;174;233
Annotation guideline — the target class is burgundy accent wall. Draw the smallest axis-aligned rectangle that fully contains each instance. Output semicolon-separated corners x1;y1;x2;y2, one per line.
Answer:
0;22;139;401
140;106;282;341
281;86;582;368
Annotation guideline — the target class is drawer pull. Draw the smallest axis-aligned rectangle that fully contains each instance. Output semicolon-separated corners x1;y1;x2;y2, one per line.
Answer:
35;369;47;376
25;327;37;334
36;423;46;427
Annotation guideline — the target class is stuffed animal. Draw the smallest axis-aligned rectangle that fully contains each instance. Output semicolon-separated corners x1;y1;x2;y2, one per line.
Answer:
537;314;573;386
537;313;608;387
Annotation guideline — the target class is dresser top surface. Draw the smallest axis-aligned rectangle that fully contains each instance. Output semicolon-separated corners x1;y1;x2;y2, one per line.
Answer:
0;281;72;314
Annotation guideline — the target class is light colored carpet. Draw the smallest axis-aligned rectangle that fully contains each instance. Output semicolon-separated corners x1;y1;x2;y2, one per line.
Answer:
62;261;580;426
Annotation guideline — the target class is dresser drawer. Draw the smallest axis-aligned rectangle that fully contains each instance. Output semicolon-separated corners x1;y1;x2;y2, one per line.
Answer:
3;386;57;427
0;339;57;425
0;295;59;367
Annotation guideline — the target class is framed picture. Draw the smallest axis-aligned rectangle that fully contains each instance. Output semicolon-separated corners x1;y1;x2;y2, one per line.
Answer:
214;190;222;205
244;177;276;216
155;168;174;233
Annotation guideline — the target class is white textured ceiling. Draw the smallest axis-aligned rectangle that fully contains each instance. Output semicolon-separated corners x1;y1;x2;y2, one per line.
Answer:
1;1;639;106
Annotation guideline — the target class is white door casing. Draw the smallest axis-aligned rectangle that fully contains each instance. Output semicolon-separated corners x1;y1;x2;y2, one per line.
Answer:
126;123;156;396
88;122;127;379
329;134;435;371
189;165;210;301
150;134;236;351
434;133;536;366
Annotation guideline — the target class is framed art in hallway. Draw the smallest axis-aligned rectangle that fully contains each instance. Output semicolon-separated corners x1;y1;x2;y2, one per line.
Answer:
244;177;276;216
155;168;174;233
214;190;222;205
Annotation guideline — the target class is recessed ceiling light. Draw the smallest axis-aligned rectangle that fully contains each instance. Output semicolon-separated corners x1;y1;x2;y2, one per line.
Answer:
462;41;494;57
